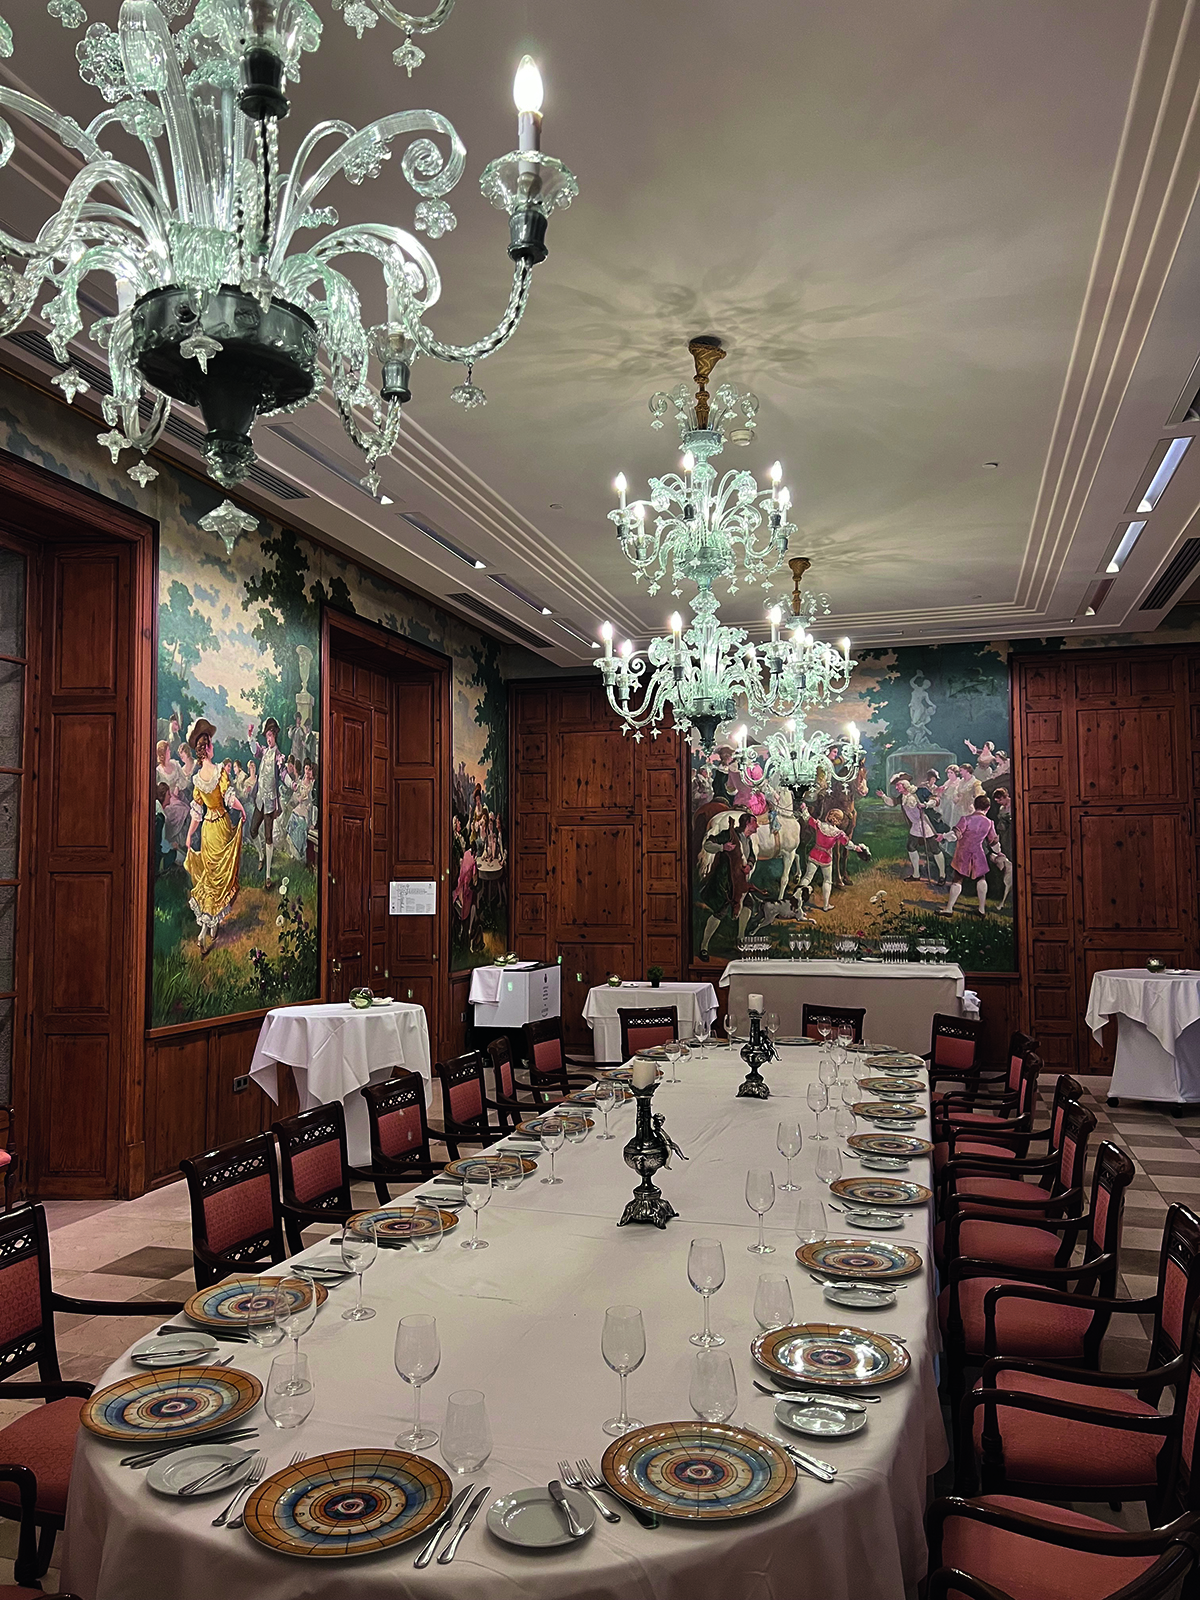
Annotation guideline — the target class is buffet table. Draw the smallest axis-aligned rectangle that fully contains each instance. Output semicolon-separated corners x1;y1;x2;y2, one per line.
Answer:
248;1002;431;1164
62;1044;944;1600
1086;968;1200;1106
721;959;965;1055
582;980;720;1062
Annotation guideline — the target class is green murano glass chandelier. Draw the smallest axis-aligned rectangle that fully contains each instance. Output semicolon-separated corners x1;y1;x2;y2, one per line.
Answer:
0;0;578;502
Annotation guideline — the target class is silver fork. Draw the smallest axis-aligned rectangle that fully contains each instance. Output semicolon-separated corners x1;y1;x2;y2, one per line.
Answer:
212;1454;266;1527
559;1460;619;1522
227;1450;304;1531
576;1459;637;1522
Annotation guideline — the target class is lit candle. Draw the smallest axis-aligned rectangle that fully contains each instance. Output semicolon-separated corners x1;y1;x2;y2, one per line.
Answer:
669;611;682;650
840;637;851;663
846;721;859;744
619;639;633;662
769;605;781;644
682;450;695;487
513;55;543;152
615;472;627;510
631;1057;657;1089
778;486;791;514
769;460;782;505
601;621;613;660
748;992;764;1014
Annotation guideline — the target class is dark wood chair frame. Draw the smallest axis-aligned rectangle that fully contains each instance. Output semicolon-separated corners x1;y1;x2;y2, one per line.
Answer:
272;1101;386;1257
937;1074;1084;1215
179;1132;289;1289
800;1004;865;1042
519;1019;598;1106
927;1026;1036;1098
432;1051;494;1160
939;1099;1097;1248
932;1054;1044;1161
482;1036;543;1135
361;1069;442;1186
0;1205;184;1581
617;1007;679;1063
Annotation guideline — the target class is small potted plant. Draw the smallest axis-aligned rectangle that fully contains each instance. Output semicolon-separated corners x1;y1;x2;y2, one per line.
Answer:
647;965;664;989
607;973;623;987
1146;957;1166;973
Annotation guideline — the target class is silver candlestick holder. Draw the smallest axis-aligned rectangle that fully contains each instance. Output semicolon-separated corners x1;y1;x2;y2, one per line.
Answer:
618;1077;678;1229
737;1013;772;1099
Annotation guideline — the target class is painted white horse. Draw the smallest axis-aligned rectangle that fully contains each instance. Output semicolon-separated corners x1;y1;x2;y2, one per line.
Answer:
699;788;804;897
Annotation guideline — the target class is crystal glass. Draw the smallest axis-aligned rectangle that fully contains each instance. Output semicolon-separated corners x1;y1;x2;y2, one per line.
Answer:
796;1196;826;1244
411;1203;445;1252
276;1276;320;1391
753;1272;795;1331
836;1023;855;1053
776;1119;803;1191
817;1024;833;1049
689;1349;737;1422
265;1350;314;1429
726;1010;743;1047
394;1314;440;1449
461;1163;492;1249
593;1078;617;1140
745;1167;776;1254
834;1100;857;1141
788;934;798;959
692;1018;711;1060
807;1082;828;1136
602;1305;645;1437
494;1156;525;1193
340;1220;377;1321
687;1237;726;1349
764;1012;780;1049
816;1141;843;1187
243;1281;286;1348
539;1115;565;1185
818;1056;838;1090
564;1113;591;1146
666;1040;685;1085
441;1389;492;1475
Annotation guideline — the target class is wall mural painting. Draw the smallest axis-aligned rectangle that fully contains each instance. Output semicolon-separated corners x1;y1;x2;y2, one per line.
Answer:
692;641;1015;972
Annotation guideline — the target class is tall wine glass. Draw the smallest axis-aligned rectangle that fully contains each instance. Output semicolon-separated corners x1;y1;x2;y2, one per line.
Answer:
745;1168;776;1255
593;1078;617;1140
807;1081;828;1137
340;1219;377;1320
539;1115;565;1185
687;1237;726;1349
664;1039;682;1086
601;1305;646;1437
726;1010;743;1048
764;1013;780;1054
461;1163;492;1249
819;1055;838;1091
276;1276;320;1393
394;1314;440;1449
777;1120;803;1192
693;1018;711;1061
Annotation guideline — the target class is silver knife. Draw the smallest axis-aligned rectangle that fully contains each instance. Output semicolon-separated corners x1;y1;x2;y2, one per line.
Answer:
754;1384;866;1414
766;1434;837;1482
413;1482;475;1568
548;1480;587;1538
437;1484;491;1563
179;1452;254;1496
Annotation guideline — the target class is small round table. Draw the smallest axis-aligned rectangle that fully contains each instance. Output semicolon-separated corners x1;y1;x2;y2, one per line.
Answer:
1085;968;1200;1111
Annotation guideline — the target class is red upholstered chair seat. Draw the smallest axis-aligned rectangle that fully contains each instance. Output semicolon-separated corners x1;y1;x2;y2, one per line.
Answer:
956;1175;1049;1207
938;1277;1093;1359
0;1586;48;1598
0;1399;83;1515
0;1151;11;1169
939;1495;1160;1600
935;1219;1060;1273
970;1373;1164;1489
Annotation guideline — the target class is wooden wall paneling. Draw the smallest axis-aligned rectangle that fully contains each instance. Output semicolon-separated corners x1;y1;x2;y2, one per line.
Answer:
512;688;549;962
964;974;1021;1068
145;1033;209;1187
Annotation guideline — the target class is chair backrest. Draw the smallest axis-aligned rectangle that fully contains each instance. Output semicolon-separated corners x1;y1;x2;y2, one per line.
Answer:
929;1013;981;1070
522;1018;571;1099
272;1102;353;1216
618;1007;679;1061
1045;1074;1083;1159
486;1036;517;1103
435;1051;489;1136
801;1004;865;1042
362;1069;432;1170
180;1132;287;1288
1050;1099;1096;1204
1084;1140;1136;1277
1152;1205;1200;1371
0;1204;58;1384
1004;1031;1039;1093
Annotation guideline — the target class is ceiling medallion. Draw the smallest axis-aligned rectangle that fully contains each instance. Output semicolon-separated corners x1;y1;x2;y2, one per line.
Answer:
0;2;578;490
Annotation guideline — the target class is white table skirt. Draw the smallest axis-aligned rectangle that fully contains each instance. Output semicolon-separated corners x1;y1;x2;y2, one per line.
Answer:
721;960;965;1056
248;1002;431;1162
583;981;720;1062
62;1046;944;1600
1086;969;1200;1103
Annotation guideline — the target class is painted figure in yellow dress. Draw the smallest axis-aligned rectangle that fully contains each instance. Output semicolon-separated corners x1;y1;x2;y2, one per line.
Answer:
185;719;247;955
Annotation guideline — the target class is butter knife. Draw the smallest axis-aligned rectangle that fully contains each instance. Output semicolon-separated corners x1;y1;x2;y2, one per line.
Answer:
765;1434;837;1482
548;1480;587;1539
179;1451;253;1496
437;1484;491;1564
413;1481;475;1568
753;1382;867;1413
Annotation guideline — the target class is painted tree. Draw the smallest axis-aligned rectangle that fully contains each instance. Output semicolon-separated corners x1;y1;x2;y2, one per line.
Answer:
158;579;216;733
241;529;356;725
469;638;508;815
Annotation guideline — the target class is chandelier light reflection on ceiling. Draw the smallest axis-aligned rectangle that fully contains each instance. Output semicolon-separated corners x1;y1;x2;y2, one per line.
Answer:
0;0;577;505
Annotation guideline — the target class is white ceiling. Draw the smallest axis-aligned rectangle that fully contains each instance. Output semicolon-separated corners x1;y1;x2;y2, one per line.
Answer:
5;0;1200;663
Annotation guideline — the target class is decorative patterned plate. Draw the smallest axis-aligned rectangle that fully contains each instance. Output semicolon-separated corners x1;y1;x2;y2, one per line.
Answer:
847;1042;893;1054
858;1078;922;1097
795;1238;924;1280
565;1084;632;1106
852;1101;927;1122
347;1207;458;1246
81;1365;262;1442
865;1053;925;1069
635;1045;671;1060
752;1323;910;1387
603;1065;664;1082
243;1448;453;1558
848;1132;933;1158
441;1153;537;1179
516;1114;594;1137
183;1276;328;1330
600;1422;796;1522
830;1177;933;1208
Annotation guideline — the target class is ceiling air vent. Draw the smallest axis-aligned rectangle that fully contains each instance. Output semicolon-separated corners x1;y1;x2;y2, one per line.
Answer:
444;591;550;650
1140;539;1200;610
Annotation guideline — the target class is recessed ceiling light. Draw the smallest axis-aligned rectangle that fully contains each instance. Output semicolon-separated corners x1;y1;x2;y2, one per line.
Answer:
379;494;394;506
983;461;999;469
1105;520;1145;574
1136;437;1190;513
549;502;563;510
400;512;486;572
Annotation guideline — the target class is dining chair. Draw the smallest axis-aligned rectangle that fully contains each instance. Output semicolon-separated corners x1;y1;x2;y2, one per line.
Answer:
933;1055;1044;1174
937;1074;1084;1206
926;1500;1200;1600
519;1018;597;1106
924;1012;984;1076
617;1007;679;1061
432;1051;494;1159
938;1141;1136;1408
0;1463;81;1597
957;1205;1200;1514
272;1101;378;1256
800;1003;865;1042
0;1205;184;1584
179;1131;290;1289
482;1036;543;1134
361;1069;441;1187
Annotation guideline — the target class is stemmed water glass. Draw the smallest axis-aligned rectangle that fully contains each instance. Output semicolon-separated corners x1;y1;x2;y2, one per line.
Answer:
818;1054;838;1092
816;1141;843;1187
777;1120;803;1192
593;1078;617;1140
394;1314;440;1449
726;1010;743;1048
687;1237;726;1349
601;1305;646;1437
276;1276;320;1393
693;1019;711;1060
690;1350;737;1422
340;1218;377;1321
753;1272;795;1331
664;1039;682;1085
807;1081;828;1137
539;1115;565;1184
745;1168;776;1254
836;1023;855;1058
764;1012;780;1054
461;1163;492;1249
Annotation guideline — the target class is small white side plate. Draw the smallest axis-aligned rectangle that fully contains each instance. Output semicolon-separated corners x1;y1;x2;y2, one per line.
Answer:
857;1156;912;1172
130;1331;219;1368
487;1487;596;1548
147;1442;254;1497
823;1283;898;1310
841;1209;906;1230
775;1397;867;1439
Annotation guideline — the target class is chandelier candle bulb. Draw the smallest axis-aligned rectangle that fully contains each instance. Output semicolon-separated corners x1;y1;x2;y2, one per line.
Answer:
601;622;614;660
514;55;544;151
769;607;781;644
615;473;628;510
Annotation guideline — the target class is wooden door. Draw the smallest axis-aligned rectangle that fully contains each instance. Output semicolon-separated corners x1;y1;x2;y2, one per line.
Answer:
0;535;32;1161
389;672;443;1039
28;541;133;1195
326;657;387;1001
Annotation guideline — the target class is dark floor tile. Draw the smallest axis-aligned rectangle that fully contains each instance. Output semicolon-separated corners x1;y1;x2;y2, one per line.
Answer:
1124;1207;1170;1230
1138;1159;1200;1175
94;1247;195;1280
1118;1135;1195;1149
1152;1189;1200;1207
1116;1247;1166;1276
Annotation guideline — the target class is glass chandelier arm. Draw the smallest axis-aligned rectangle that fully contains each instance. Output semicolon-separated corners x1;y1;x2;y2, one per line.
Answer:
86;104;170;201
0;87;96;160
275;222;438;315
366;0;455;35
118;1;213;227
406;258;531;366
273;117;354;246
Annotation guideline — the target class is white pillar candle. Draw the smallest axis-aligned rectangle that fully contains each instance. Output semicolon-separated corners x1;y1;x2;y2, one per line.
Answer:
631;1058;657;1089
748;993;764;1013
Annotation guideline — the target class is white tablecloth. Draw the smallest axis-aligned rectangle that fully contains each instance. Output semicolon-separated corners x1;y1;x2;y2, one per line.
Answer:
721;960;965;1056
63;1046;944;1600
583;982;720;1062
1086;969;1200;1103
249;1003;431;1162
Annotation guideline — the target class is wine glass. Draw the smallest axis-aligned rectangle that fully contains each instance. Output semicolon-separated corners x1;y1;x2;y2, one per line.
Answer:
687;1237;726;1349
601;1305;646;1437
726;1010;743;1048
795;1196;826;1245
816;1140;843;1187
242;1281;285;1347
819;1055;838;1091
394;1314;440;1449
411;1203;445;1252
539;1115;565;1185
593;1078;617;1140
817;1024;833;1053
764;1012;780;1054
690;1350;737;1422
340;1218;377;1321
834;1098;857;1141
776;1119;803;1192
753;1272;795;1331
265;1350;314;1429
836;1023;855;1056
461;1163;492;1249
745;1167;776;1255
693;1018;711;1060
441;1390;492;1475
807;1081;828;1137
494;1154;525;1192
664;1039;682;1086
276;1276;320;1392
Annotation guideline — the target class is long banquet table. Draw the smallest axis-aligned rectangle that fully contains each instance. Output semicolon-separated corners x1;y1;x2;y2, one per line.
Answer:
62;1043;946;1600
722;959;965;1056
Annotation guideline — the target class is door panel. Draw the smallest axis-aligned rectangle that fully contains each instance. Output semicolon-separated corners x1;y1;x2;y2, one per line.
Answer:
327;696;374;1003
1078;813;1183;932
558;942;637;1046
1076;708;1178;801
389;676;441;1043
557;824;636;928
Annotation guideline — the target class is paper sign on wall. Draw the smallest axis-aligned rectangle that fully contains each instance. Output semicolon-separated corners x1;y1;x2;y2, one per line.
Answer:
389;880;437;915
